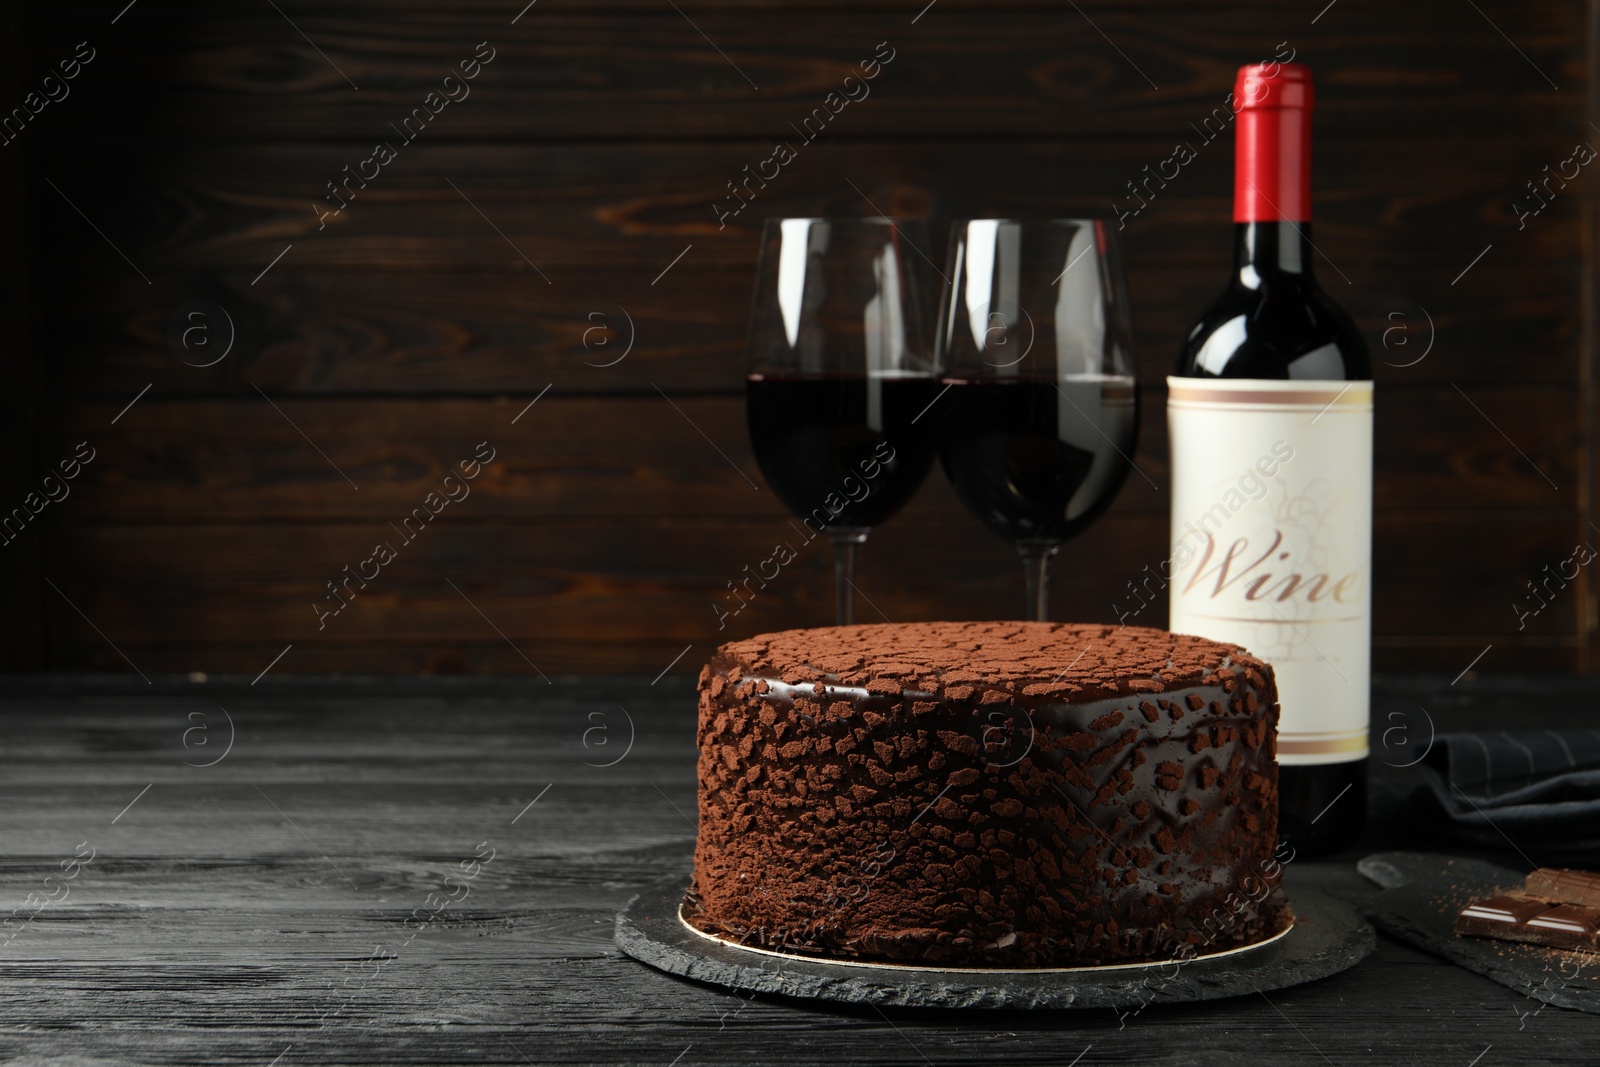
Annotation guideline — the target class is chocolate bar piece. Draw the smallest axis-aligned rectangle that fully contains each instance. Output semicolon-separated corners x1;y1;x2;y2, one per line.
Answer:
1454;893;1600;951
1525;867;1600;908
1526;906;1600;951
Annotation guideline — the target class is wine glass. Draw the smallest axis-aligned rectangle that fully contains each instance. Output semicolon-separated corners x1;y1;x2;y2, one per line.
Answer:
746;218;939;625
930;219;1139;621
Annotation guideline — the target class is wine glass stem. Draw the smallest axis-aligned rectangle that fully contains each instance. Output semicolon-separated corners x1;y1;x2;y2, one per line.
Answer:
1017;542;1061;622
829;528;870;626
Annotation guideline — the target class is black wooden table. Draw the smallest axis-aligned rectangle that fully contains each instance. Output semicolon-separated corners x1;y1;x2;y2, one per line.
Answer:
3;674;1594;1065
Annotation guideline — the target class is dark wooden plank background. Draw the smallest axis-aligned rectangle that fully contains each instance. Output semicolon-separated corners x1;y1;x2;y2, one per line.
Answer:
16;0;1596;676
0;3;44;672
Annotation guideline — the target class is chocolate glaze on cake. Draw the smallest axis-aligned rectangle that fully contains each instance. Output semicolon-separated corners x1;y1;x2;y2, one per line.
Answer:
687;622;1290;967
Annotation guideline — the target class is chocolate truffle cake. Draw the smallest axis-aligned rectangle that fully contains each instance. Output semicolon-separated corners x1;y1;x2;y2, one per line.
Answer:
686;622;1290;967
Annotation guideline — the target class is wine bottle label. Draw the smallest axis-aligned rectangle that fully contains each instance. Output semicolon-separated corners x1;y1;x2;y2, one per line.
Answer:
1165;377;1373;765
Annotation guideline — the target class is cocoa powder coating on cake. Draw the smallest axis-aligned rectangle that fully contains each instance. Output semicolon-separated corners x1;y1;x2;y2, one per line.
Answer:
687;621;1290;967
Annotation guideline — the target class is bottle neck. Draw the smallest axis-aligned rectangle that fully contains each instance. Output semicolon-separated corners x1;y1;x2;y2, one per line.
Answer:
1233;221;1316;289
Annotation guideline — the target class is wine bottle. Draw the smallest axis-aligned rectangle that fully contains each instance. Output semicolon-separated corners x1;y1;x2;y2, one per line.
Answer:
1167;62;1372;858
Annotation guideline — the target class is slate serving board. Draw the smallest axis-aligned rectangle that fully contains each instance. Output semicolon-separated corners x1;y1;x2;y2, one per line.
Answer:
1357;851;1600;1014
615;874;1374;1011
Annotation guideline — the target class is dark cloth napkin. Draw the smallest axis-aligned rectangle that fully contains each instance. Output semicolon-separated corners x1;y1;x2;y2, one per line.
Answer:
1415;729;1600;837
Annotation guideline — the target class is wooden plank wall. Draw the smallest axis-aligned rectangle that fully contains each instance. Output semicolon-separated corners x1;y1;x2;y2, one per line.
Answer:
0;2;44;671
20;0;1593;677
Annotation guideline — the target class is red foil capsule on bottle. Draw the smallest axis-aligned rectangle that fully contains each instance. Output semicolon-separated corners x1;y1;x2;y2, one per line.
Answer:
1233;63;1314;223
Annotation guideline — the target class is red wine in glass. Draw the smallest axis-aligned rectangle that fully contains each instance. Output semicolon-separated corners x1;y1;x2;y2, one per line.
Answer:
931;219;1140;620
934;374;1137;543
745;218;938;625
746;373;937;531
